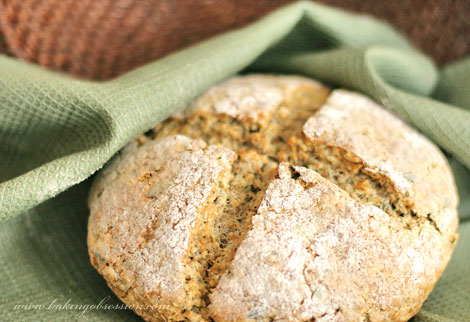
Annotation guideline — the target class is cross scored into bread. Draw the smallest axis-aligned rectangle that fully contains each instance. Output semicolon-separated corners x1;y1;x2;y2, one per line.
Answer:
87;75;459;322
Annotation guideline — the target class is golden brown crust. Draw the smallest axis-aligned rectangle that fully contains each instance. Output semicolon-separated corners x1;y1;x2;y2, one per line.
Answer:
88;135;236;320
179;75;329;126
88;75;459;322
209;163;455;321
303;89;459;236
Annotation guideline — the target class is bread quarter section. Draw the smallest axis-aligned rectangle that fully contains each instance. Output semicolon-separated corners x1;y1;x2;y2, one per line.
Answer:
87;135;237;321
302;89;459;236
209;163;454;322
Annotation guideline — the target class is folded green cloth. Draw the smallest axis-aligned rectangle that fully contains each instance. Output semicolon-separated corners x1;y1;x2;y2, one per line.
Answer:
0;1;469;321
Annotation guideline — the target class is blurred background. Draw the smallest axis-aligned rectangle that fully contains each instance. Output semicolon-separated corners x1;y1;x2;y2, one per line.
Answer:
0;0;468;80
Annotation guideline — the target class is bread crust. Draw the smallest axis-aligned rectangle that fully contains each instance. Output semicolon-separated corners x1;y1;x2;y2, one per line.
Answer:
88;135;236;320
209;163;454;321
303;90;458;236
88;75;459;322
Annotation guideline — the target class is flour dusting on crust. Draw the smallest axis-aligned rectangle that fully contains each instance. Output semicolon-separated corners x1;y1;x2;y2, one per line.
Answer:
88;135;235;303
303;89;458;234
209;163;452;321
180;75;326;125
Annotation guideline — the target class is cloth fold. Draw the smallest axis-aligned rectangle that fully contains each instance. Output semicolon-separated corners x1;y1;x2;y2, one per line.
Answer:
0;1;469;320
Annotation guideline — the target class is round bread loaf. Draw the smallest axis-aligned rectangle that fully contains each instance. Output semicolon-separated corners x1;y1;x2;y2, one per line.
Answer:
87;75;459;322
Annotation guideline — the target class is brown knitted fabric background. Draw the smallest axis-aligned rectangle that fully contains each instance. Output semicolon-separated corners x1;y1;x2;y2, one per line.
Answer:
0;0;468;79
0;31;8;55
320;0;470;65
0;0;293;79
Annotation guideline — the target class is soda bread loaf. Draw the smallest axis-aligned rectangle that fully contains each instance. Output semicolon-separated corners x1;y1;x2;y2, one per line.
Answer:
87;75;459;322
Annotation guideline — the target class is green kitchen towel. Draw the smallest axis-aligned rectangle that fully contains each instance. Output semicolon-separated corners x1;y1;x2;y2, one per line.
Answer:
0;1;469;321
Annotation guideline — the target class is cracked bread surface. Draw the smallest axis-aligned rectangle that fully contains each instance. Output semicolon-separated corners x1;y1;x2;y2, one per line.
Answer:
88;74;459;322
88;135;237;321
302;90;458;236
209;163;454;321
